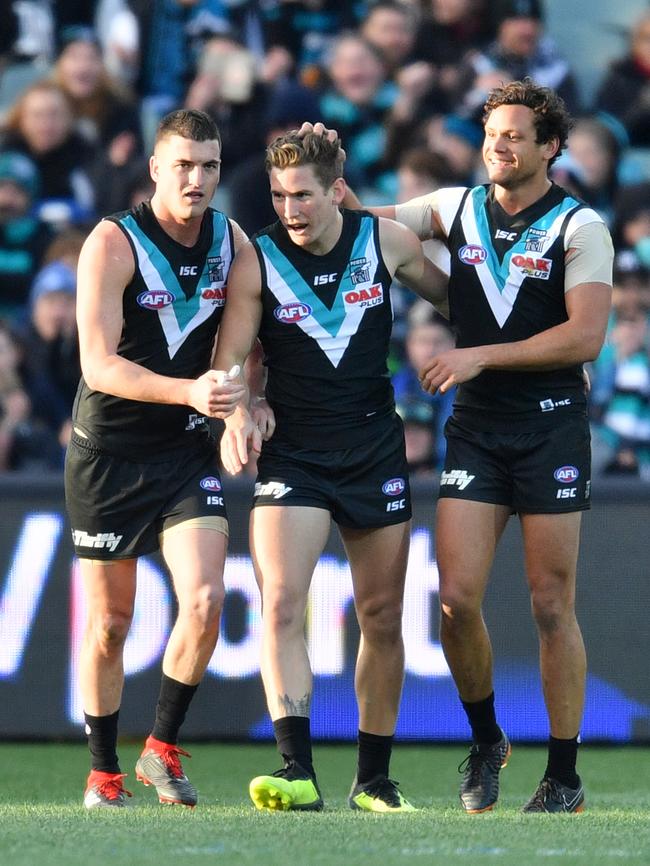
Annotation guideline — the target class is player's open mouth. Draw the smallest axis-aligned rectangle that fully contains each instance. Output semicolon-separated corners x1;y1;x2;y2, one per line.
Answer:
287;223;308;233
185;191;204;201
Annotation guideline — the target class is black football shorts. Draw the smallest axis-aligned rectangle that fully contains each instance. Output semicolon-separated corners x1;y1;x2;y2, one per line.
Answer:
439;414;591;513
65;432;228;559
253;414;412;528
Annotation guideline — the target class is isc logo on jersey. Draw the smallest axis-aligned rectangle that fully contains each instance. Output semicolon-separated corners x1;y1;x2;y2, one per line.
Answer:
200;476;222;491
137;289;175;309
344;283;383;309
512;254;552;280
274;302;312;323
459;244;488;265
202;286;226;306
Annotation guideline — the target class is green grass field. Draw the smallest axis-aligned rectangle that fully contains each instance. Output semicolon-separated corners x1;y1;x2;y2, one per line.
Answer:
1;743;648;866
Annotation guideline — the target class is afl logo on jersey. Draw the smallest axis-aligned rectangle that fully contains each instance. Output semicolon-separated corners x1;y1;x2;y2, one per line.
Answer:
459;244;488;265
382;478;406;496
274;302;312;323
554;466;579;484
200;476;222;491
137;289;175;309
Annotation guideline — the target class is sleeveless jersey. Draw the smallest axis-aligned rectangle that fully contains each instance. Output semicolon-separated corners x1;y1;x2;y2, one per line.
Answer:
253;209;395;449
73;201;234;459
445;182;600;428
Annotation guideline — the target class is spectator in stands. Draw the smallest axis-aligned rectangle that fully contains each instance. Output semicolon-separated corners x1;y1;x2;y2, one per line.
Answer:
259;0;363;89
0;80;96;226
361;1;419;77
553;117;622;227
411;0;491;114
590;306;650;479
393;308;456;471
319;32;398;196
612;181;650;273
18;259;80;462
455;0;579;121
0;151;53;319
401;400;437;477
0;318;62;471
227;79;320;236
594;11;650;148
52;25;142;151
423;113;483;185
185;32;267;176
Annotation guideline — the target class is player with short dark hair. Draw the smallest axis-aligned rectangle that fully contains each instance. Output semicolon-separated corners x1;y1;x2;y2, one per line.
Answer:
214;131;447;813
65;108;270;809
303;77;613;813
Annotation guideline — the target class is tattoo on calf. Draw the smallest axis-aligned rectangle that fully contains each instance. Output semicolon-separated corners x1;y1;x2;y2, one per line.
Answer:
279;692;311;716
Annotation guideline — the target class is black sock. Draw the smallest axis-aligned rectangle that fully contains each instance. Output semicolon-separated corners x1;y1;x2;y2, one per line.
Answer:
356;730;393;784
85;710;120;773
545;735;580;788
273;716;314;777
151;673;199;745
461;692;502;745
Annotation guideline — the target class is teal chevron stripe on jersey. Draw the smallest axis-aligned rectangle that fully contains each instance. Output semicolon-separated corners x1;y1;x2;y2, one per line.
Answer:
257;217;379;368
121;214;224;359
462;188;580;328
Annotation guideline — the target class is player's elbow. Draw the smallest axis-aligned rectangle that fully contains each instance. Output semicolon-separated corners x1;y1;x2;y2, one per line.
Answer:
578;327;607;362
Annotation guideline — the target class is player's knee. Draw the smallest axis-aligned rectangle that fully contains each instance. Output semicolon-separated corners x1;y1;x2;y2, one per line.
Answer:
92;612;132;654
530;587;573;635
357;596;403;646
183;582;225;631
263;588;307;634
439;588;480;626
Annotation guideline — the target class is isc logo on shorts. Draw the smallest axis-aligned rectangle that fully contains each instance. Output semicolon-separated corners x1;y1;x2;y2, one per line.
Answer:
554;465;579;484
343;283;383;309
274;302;312;323
137;289;175;309
459;244;487;265
200;476;222;491
382;478;405;496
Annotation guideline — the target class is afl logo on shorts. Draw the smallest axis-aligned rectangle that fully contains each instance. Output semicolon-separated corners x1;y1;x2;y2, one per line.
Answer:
382;478;406;496
200;476;222;491
137;289;175;309
554;466;579;483
459;244;488;265
274;302;312;323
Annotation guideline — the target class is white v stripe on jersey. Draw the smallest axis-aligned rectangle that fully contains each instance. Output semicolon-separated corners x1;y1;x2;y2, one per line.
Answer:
125;229;217;359
461;199;579;328
260;240;380;369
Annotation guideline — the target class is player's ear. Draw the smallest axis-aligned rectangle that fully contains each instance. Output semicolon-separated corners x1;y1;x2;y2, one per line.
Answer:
149;154;158;183
331;177;346;205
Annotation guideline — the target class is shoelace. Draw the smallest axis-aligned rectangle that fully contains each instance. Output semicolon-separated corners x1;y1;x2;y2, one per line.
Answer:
157;745;191;779
271;760;308;780
528;778;557;809
458;745;501;782
363;777;402;807
96;773;133;800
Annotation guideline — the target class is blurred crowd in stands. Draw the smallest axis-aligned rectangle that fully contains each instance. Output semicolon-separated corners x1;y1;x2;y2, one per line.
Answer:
0;0;648;478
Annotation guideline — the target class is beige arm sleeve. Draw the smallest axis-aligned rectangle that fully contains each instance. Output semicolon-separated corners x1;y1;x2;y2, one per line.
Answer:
565;221;614;291
394;192;437;240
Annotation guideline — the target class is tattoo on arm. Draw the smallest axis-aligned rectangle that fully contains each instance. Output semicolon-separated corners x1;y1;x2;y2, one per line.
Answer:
279;692;311;717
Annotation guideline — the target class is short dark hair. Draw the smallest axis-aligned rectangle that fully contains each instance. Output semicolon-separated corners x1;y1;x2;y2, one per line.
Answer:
265;132;344;191
154;109;222;149
483;78;572;167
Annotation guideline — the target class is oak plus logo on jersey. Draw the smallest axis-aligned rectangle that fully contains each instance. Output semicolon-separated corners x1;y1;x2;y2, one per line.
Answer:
274;302;312;324
343;282;383;309
201;285;226;306
200;476;222;491
458;244;488;266
511;254;552;280
137;289;175;310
